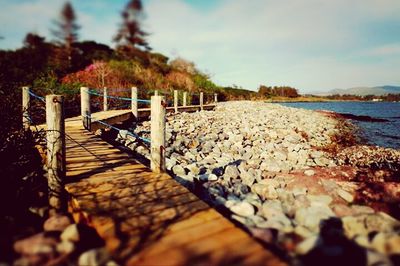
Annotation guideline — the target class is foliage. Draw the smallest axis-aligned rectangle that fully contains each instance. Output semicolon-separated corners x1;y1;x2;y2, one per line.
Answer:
166;71;194;91
148;52;170;74
170;57;198;75
258;85;299;98
0;89;47;263
72;41;116;70
192;74;219;92
218;86;257;101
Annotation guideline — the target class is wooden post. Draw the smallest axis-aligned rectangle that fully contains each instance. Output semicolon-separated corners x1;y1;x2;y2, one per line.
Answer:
214;93;218;103
80;87;91;129
22;86;31;130
183;91;187;107
131;86;138;119
103;87;108;111
174;90;178;113
46;95;66;213
154;90;159;96
150;96;166;173
200;92;204;111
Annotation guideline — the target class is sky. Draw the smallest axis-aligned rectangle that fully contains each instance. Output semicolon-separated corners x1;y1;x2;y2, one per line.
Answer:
0;0;399;93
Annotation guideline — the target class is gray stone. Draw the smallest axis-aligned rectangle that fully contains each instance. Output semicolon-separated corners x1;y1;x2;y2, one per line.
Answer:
184;151;196;161
56;241;75;254
295;205;335;232
43;214;72;232
208;186;223;197
200;173;218;182
230;201;255;217
314;157;330;166
14;232;58;256
172;165;186;176
186;164;200;175
165;158;177;171
241;171;255;186
342;216;369;238
337;188;354;203
304;169;315;176
251;183;278;200
307;195;333;206
78;248;110;266
366;250;393;266
224;165;240;179
265;159;281;172
295;235;319;255
61;224;80;242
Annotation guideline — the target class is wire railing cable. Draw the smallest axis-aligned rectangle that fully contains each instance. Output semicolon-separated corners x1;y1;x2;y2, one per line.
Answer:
28;91;45;103
88;89;151;104
83;114;151;143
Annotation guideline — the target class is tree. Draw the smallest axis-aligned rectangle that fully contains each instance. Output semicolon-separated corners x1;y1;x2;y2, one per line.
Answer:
114;0;150;52
51;1;80;60
23;33;46;49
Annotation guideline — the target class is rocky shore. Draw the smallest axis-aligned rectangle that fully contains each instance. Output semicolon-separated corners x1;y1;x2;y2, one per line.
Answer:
112;101;400;265
12;214;117;266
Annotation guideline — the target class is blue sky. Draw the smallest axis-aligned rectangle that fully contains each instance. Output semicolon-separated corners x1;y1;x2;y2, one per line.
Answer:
0;0;399;93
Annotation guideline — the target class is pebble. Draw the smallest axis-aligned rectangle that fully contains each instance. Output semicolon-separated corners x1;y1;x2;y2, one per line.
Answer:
295;235;319;255
78;248;110;266
304;169;315;176
337;188;354;203
43;214;72;232
224;165;240;179
172;165;186;176
230;201;255;217
56;241;75;254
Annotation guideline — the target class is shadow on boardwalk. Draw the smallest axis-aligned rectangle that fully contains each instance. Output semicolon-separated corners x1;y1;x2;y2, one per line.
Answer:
65;125;287;265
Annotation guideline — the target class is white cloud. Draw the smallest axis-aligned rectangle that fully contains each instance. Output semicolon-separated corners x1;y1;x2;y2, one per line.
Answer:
1;0;399;92
0;0;122;48
145;0;400;92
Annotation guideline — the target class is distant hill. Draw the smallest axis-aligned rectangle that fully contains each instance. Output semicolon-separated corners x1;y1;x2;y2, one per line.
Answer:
313;85;400;96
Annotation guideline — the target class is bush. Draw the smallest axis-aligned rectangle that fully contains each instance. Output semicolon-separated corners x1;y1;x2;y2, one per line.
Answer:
0;90;47;263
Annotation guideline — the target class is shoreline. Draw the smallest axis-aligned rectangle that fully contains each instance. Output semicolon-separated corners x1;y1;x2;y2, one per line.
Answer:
101;101;400;264
265;99;400;103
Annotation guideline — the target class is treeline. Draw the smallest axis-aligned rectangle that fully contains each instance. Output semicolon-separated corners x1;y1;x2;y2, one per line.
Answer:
324;94;400;102
258;85;299;98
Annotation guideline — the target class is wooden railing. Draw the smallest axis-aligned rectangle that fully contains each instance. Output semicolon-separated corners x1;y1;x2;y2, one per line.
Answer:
22;86;218;211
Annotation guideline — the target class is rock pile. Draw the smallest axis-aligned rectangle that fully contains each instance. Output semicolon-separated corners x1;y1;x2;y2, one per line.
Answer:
13;214;117;266
114;101;400;264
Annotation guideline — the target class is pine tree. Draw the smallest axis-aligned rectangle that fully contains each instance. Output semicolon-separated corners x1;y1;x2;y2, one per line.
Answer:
51;1;80;60
50;1;80;73
114;0;150;52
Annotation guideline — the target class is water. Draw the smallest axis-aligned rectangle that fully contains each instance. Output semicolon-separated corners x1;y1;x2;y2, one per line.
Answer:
278;102;400;149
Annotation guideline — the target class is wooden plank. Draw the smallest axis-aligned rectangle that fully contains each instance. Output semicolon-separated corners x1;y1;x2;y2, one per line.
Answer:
67;175;178;196
79;192;199;218
73;185;189;211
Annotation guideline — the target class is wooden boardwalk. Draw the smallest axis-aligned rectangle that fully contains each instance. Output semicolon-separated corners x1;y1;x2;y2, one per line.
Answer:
63;112;286;266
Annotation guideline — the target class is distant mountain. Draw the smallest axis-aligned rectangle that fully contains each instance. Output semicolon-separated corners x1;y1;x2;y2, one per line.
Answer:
313;85;400;96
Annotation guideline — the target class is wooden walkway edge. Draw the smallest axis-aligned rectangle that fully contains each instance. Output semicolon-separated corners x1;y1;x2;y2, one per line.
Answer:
64;114;286;265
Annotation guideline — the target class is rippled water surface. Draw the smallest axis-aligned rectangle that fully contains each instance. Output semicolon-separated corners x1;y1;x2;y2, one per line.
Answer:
279;102;400;149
